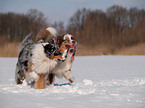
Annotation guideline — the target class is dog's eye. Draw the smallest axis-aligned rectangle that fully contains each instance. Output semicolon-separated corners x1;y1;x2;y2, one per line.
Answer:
62;40;65;42
71;37;75;40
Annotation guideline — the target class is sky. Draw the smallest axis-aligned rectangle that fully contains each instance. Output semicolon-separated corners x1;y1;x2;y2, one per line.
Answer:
0;0;145;26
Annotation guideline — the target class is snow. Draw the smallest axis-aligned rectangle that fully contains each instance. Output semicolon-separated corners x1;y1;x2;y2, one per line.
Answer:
0;56;145;108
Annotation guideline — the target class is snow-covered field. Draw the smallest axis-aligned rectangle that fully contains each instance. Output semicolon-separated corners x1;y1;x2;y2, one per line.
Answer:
0;56;145;108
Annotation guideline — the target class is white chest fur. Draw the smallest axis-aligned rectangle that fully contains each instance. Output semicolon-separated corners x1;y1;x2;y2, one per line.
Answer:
31;44;57;75
52;53;72;78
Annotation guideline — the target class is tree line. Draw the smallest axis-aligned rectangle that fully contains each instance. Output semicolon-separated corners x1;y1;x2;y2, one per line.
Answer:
67;5;145;50
0;5;145;53
0;9;64;41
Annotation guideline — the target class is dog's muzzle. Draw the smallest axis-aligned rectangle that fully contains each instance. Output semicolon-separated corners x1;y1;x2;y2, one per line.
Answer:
54;50;62;56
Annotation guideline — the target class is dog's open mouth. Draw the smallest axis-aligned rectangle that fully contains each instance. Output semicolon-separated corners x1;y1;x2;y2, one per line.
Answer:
65;45;71;49
70;49;74;53
65;44;76;53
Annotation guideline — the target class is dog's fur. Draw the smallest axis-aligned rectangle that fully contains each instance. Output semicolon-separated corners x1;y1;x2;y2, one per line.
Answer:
15;33;62;89
36;28;77;85
36;27;57;43
15;33;34;85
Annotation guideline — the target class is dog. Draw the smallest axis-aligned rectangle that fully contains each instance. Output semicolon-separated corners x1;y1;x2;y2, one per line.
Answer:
50;34;77;85
36;27;57;43
36;28;77;86
15;33;62;89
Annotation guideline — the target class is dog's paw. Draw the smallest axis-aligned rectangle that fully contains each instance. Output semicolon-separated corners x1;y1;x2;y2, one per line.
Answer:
69;78;74;83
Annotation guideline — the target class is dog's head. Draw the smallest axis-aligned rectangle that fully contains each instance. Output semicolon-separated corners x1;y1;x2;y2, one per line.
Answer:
43;43;62;59
57;34;77;52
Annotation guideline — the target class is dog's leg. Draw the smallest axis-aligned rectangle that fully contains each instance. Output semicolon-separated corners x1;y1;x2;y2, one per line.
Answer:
63;70;74;83
15;62;25;84
34;74;45;89
48;73;55;86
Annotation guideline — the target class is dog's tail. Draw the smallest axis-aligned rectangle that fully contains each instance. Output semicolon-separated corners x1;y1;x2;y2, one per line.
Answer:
18;33;34;52
46;27;58;37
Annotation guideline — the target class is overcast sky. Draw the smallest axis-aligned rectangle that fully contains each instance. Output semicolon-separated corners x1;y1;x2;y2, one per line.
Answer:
0;0;145;26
